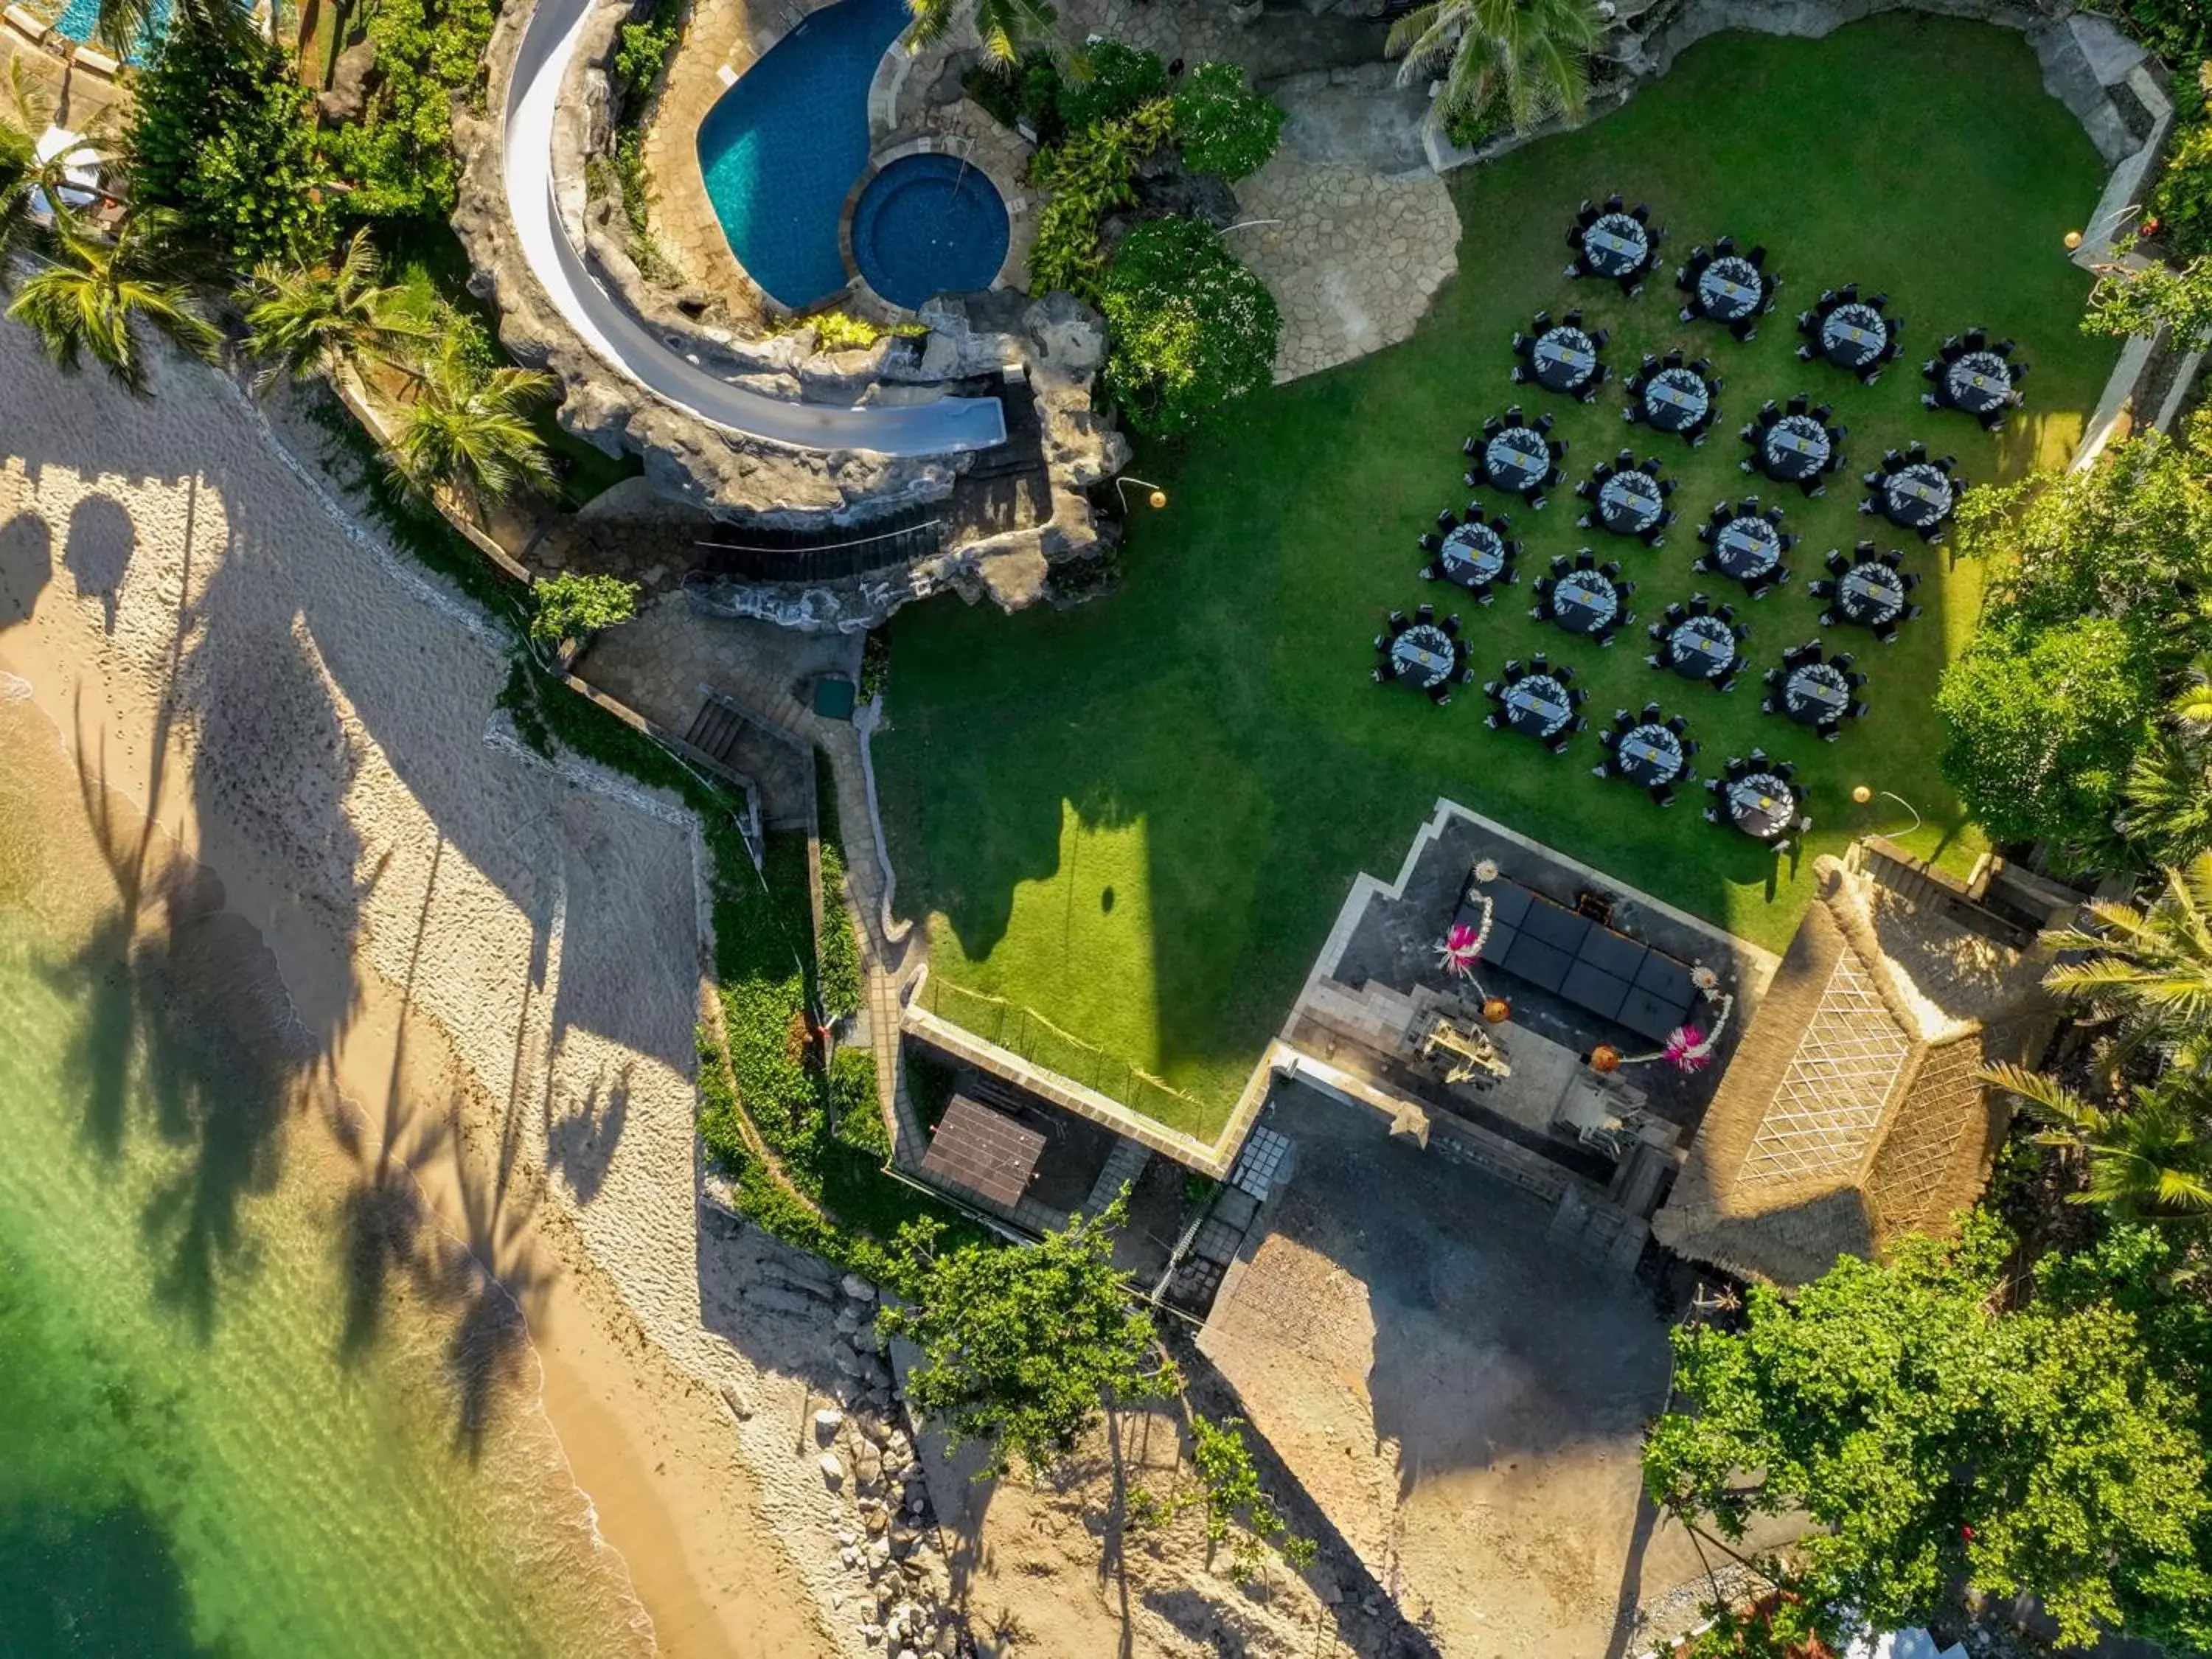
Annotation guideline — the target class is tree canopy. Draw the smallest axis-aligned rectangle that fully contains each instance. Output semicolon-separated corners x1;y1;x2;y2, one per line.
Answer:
127;8;327;270
1645;1216;2212;1654
1933;613;2158;863
875;1200;1174;1478
1936;414;2212;867
1098;216;1280;439
1169;62;1284;182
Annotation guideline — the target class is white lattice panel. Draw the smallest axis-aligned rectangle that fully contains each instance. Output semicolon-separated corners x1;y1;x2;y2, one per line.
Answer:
1741;949;1908;1186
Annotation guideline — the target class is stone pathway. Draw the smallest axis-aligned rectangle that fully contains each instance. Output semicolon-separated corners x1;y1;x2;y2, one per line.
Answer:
1234;153;1461;381
574;600;925;1161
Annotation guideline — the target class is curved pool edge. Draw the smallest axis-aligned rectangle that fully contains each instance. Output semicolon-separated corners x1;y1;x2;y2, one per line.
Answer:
837;137;1029;319
498;0;1005;458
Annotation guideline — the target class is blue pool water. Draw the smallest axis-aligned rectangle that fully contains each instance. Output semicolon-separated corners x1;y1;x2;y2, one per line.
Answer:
697;0;908;309
50;0;171;60
852;153;1009;309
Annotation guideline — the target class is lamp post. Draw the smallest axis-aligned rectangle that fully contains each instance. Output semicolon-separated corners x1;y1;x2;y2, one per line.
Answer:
1851;784;1922;837
1113;476;1169;512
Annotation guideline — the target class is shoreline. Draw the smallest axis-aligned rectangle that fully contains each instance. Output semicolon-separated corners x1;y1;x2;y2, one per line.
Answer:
0;329;834;1659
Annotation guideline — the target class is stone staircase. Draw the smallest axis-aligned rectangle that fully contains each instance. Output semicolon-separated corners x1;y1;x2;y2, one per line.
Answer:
682;688;813;830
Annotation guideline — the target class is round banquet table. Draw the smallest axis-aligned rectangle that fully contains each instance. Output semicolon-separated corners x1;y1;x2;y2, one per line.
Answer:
1550;571;1620;636
1782;661;1852;726
1834;560;1906;627
1695;256;1764;323
1440;521;1506;587
1615;723;1685;786
1580;213;1650;279
1597;470;1664;535
1944;351;2015;417
1713;517;1781;582
1759;414;1831;483
1391;624;1457;689
1820;303;1890;371
1728;772;1799;841
1666;615;1738;681
1484;426;1553;495
1881;463;1955;529
1642;368;1711;434
1533;325;1601;394
1502;672;1574;738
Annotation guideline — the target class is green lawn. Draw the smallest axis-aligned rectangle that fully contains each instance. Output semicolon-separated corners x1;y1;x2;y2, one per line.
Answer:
875;14;2118;1138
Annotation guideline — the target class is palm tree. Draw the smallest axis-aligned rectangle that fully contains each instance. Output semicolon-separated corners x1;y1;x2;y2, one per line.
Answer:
0;116;37;288
2120;727;2212;867
902;0;1055;68
7;209;219;393
238;229;431;390
1985;1062;2212;1218
1389;0;1604;139
2044;854;2212;1081
386;336;557;507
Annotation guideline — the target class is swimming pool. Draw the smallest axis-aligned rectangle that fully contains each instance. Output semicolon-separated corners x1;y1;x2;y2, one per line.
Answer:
851;153;1008;309
49;0;170;60
695;0;907;310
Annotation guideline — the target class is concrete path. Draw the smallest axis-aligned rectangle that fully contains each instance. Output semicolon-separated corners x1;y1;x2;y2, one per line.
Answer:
502;0;1006;456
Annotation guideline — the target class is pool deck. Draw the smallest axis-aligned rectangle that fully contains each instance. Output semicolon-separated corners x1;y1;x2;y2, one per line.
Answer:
641;0;791;324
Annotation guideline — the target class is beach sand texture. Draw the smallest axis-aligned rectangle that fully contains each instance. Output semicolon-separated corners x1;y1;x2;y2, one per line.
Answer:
0;321;1400;1659
0;322;841;1659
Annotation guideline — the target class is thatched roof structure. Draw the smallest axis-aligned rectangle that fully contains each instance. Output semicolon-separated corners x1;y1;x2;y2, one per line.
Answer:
1651;847;2055;1286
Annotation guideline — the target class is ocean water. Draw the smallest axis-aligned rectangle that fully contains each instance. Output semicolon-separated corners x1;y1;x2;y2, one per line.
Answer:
0;699;654;1659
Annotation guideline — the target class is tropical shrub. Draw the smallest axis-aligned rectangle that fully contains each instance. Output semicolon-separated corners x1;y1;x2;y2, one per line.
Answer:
1098;216;1279;439
1024;98;1174;299
528;572;639;648
128;11;327;269
1057;40;1167;131
975;49;1066;139
613;0;684;102
2091;0;2211;66
829;1047;887;1157
319;0;497;222
2152;104;2212;260
1170;62;1283;182
1935;615;2157;865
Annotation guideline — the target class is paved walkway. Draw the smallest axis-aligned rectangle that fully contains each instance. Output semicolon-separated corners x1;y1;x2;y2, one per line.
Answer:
574;601;927;1163
1234;152;1461;382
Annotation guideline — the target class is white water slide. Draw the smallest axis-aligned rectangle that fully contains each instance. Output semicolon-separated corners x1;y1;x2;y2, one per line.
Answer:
502;0;1006;456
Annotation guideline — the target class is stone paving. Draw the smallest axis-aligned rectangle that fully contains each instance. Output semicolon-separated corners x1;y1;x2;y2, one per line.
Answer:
1234;152;1462;381
639;0;841;324
574;600;925;1158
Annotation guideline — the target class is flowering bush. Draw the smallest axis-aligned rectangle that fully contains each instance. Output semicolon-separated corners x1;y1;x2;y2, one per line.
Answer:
1099;216;1280;438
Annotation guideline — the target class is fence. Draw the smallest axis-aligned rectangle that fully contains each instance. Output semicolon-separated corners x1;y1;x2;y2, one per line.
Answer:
912;976;1217;1138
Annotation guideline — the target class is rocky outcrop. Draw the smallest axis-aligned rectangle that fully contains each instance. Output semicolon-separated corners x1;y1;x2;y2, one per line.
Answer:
449;0;1124;613
682;290;1131;631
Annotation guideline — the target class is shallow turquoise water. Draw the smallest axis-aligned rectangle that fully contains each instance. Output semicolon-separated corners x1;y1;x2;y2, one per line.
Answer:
0;701;653;1659
695;0;907;307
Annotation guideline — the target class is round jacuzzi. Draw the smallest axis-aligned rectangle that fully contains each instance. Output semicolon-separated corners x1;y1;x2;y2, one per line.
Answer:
850;154;1011;310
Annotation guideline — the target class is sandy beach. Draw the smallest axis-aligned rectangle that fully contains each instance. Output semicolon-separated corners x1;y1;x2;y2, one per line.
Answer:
0;321;838;1659
0;317;1413;1659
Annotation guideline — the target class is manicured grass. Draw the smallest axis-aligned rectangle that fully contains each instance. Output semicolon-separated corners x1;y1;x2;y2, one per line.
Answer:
876;15;2116;1134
